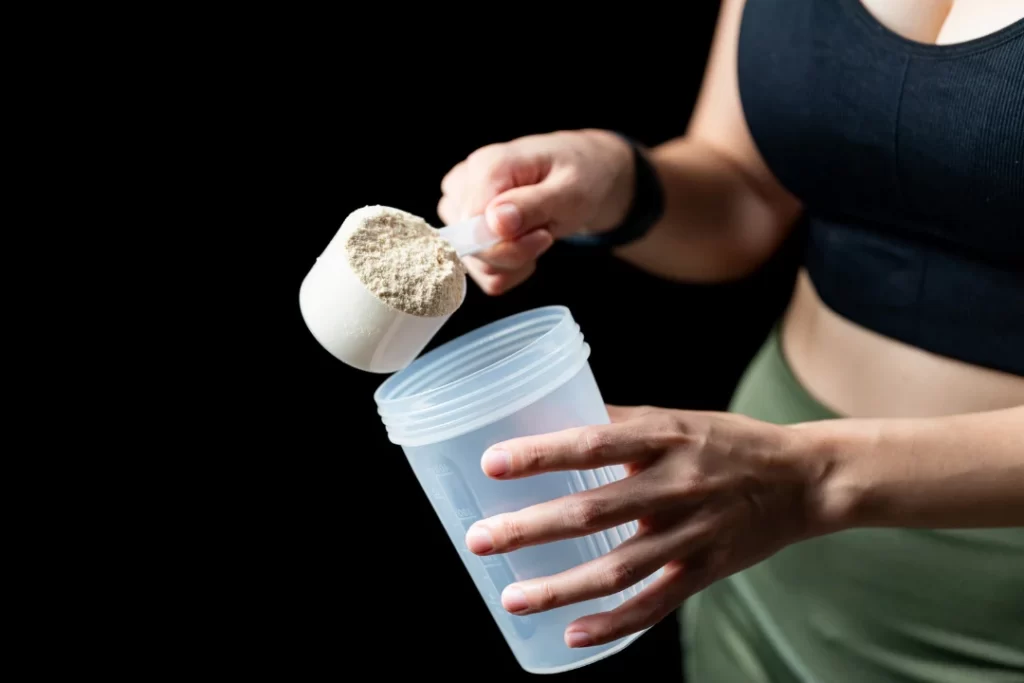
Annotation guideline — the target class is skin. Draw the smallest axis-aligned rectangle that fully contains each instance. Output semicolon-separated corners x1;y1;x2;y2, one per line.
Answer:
437;0;1024;649
464;404;1024;647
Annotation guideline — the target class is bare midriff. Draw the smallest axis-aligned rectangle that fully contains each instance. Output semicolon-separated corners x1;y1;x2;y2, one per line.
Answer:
780;269;1024;419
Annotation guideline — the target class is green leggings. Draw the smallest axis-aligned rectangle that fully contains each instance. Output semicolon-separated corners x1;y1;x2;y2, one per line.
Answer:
681;328;1024;682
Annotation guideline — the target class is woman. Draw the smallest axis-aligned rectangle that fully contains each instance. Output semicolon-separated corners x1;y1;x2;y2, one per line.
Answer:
437;0;1023;681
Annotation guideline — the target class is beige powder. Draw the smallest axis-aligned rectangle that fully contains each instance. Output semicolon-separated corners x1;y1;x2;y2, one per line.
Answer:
344;205;467;317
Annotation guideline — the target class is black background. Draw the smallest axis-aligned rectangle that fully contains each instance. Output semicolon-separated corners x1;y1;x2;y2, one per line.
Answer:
231;4;804;680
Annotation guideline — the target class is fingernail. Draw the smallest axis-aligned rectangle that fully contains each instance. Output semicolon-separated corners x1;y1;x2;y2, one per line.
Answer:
481;448;510;477
501;585;529;613
490;204;522;236
465;525;493;554
565;630;591;648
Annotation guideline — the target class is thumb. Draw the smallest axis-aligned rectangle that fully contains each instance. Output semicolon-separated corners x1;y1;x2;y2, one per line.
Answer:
484;173;576;239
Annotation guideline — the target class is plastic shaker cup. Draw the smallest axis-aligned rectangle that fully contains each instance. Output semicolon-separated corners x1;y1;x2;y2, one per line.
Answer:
373;306;656;674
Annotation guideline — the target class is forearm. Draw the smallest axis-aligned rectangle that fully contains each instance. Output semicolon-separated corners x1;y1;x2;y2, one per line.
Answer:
611;137;800;283
797;406;1024;531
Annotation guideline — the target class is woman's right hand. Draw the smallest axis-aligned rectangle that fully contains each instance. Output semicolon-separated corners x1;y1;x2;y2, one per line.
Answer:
438;129;636;295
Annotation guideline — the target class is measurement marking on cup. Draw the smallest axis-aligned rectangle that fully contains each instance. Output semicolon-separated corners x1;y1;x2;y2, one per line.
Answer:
432;457;536;639
431;462;453;475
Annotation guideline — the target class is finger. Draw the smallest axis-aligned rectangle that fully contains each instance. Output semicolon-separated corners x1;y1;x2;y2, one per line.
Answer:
464;259;535;296
437;195;459;226
471;229;553;270
485;168;581;239
602;407;679;477
480;421;665;479
463;255;511;278
440;161;466;195
564;561;702;648
460;148;543;222
498;520;710;616
605;405;660;424
465;474;675;555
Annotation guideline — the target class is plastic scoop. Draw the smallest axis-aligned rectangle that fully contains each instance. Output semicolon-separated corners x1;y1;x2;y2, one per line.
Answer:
436;214;502;257
299;206;501;374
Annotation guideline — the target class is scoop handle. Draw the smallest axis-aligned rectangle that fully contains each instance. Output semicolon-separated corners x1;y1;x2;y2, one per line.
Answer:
438;215;502;257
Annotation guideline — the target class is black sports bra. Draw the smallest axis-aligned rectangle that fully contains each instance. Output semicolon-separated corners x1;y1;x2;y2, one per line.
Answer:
737;0;1024;376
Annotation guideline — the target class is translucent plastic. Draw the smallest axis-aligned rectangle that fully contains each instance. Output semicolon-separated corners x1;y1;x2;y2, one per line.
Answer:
437;214;501;256
374;306;656;674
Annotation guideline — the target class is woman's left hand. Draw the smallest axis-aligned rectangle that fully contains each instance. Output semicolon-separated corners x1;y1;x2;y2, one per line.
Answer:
464;404;836;648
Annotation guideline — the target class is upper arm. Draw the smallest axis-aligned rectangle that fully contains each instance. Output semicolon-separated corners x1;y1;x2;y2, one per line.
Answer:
683;0;802;217
613;0;803;282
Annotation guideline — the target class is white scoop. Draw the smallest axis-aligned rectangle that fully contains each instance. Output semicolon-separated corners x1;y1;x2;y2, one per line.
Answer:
436;214;502;257
299;207;501;374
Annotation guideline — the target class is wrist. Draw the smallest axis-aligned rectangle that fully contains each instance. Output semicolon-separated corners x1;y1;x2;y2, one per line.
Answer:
787;419;884;534
583;128;636;233
566;132;664;248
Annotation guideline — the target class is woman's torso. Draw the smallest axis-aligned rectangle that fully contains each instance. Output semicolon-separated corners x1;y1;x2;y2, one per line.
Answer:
783;270;1024;418
684;4;1024;682
744;0;1024;418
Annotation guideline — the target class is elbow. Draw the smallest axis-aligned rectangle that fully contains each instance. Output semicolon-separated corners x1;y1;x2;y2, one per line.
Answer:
724;207;800;279
687;201;801;283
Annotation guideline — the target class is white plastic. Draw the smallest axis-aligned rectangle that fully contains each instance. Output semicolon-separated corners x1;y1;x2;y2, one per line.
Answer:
438;214;501;257
374;306;658;674
298;206;466;373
